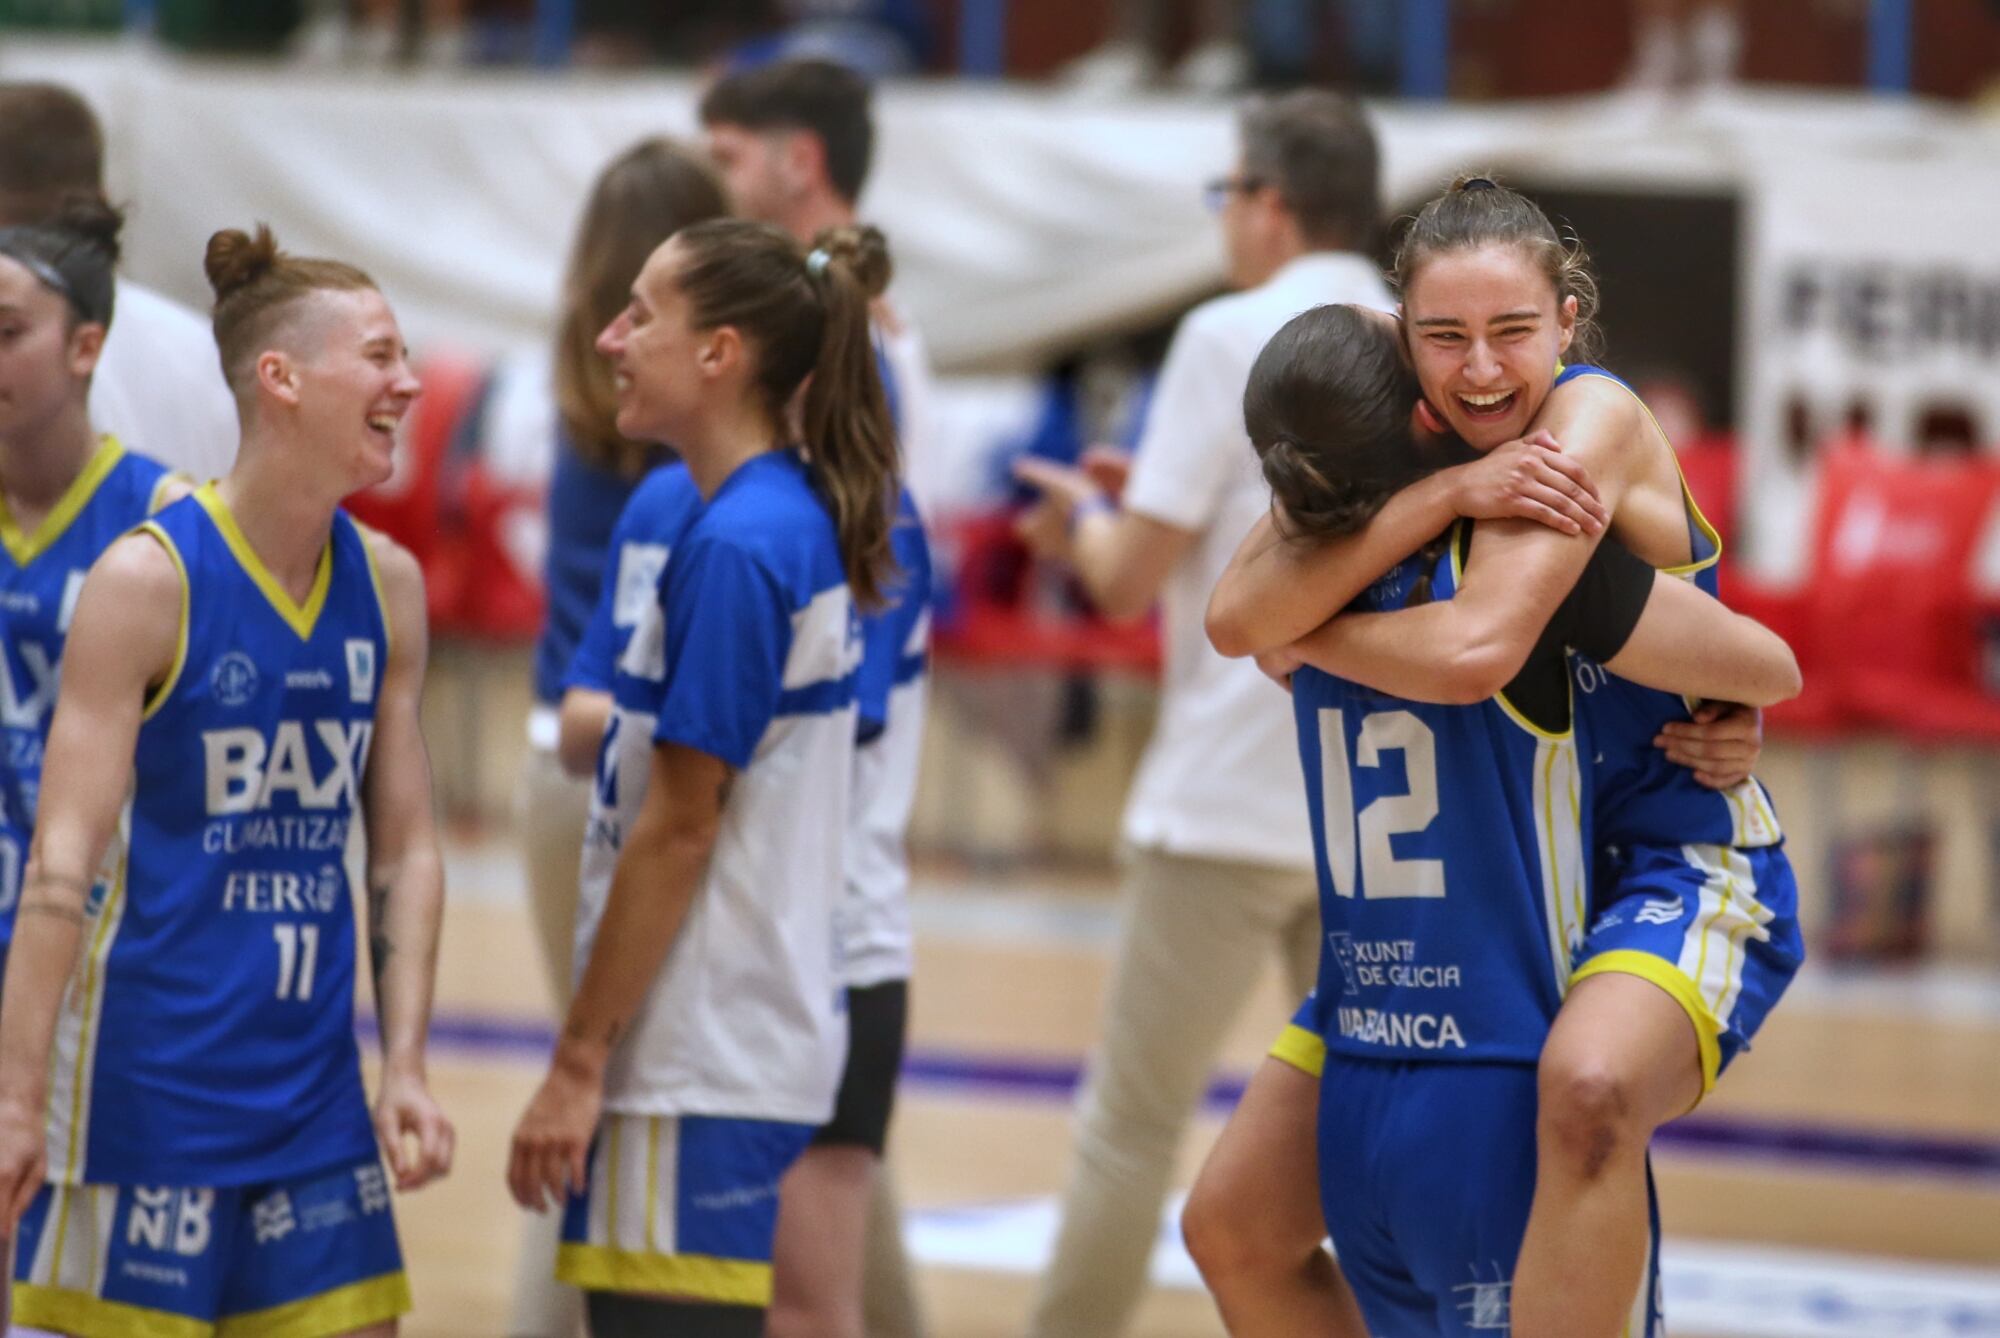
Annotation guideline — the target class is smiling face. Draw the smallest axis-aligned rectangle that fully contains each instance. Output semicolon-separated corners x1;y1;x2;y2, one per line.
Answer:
283;287;421;494
596;237;719;447
0;255;100;443
1402;242;1575;452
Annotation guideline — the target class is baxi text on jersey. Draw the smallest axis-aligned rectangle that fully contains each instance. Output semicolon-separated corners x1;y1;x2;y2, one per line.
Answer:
1336;1006;1467;1050
201;720;373;814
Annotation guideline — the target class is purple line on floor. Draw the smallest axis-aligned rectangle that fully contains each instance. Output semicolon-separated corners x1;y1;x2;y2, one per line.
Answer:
376;1011;2000;1182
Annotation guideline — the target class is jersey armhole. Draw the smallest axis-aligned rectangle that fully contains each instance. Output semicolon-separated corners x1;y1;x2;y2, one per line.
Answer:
354;519;396;659
134;522;191;721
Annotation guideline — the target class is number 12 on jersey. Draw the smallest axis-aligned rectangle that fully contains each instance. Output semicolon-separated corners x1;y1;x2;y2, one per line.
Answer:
1318;708;1445;900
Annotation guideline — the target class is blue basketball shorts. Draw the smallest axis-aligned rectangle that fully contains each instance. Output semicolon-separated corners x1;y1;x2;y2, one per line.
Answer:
557;1111;816;1308
1317;1054;1663;1337
12;1155;407;1338
1575;841;1803;1093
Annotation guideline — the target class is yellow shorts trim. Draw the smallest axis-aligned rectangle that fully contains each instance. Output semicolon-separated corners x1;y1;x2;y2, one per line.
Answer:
1268;1022;1326;1079
557;1241;773;1307
13;1285;211;1338
218;1270;412;1338
1571;949;1724;1096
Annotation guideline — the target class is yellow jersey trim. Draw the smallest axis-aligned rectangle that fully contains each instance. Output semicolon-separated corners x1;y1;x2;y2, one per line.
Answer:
13;1283;209;1338
557;1242;774;1307
193;483;332;642
1571;949;1722;1096
1268;1022;1327;1078
1557;367;1724;579
0;435;125;566
134;521;191;721
1447;521;1574;741
58;850;126;1184
216;1270;412;1338
354;521;395;658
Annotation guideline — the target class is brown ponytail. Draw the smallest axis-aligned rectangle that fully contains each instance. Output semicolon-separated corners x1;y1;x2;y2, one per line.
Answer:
672;217;900;608
799;224;897;610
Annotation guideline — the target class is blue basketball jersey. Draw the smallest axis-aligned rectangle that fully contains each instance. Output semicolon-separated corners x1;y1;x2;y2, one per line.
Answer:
854;488;929;741
564;461;704;695
1557;366;1783;852
579;449;861;1125
46;484;385;1187
1294;525;1590;1065
0;438;172;938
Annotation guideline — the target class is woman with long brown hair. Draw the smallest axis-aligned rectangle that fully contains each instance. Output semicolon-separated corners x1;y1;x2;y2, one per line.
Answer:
506;217;899;1338
510;138;727;1338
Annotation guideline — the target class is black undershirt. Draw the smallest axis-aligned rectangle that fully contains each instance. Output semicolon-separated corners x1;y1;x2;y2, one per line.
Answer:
1451;525;1656;734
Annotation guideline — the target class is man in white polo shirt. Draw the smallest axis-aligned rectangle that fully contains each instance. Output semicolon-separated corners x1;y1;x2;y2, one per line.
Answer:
1013;89;1390;1338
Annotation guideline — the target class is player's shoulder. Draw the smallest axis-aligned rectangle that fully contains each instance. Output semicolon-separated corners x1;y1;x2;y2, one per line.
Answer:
349;517;424;600
93;525;189;604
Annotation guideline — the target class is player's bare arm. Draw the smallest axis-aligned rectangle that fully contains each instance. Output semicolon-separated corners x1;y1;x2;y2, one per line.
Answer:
507;740;729;1213
556;687;613;779
358;526;457;1192
1603;575;1801;708
0;531;181;1229
1206;432;1606;660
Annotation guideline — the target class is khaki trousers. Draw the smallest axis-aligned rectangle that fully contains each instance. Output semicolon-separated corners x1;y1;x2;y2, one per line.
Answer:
1027;846;1320;1338
507;742;592;1337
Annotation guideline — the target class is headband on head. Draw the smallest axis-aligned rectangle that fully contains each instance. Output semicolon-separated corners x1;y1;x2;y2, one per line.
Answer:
805;247;831;279
1460;176;1499;192
0;240;78;307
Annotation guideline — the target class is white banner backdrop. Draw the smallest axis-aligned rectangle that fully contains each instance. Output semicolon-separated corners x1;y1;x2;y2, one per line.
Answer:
5;39;1998;572
1741;154;2000;580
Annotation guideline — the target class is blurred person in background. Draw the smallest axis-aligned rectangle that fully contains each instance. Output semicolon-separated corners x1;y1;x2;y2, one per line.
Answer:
0;83;238;485
1007;89;1388;1338
509;136;728;1338
0;195;190;1328
700;57;938;517
700;56;934;1338
1625;0;1743;90
1061;0;1247;94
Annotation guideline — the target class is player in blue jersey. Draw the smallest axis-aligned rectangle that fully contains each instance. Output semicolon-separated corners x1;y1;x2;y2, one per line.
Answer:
1202;301;1797;1335
0;193;189;1329
0;198;186;946
0;225;454;1338
1200;179;1801;1336
506;218;900;1338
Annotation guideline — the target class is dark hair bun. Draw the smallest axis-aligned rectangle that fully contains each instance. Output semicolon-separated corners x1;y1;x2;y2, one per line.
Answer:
48;192;123;263
810;224;891;301
205;224;280;303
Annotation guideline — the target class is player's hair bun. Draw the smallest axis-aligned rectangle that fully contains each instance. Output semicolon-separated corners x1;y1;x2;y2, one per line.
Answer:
204;224;281;304
808;224;892;301
48;193;124;264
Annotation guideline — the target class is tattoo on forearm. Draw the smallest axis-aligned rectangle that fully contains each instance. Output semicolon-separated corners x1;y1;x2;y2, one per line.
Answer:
368;878;394;996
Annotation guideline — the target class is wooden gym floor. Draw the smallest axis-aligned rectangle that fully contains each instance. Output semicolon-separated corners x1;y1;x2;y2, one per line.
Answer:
382;842;2000;1338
